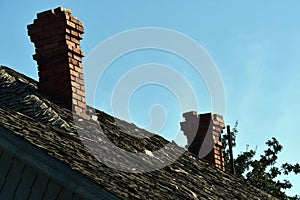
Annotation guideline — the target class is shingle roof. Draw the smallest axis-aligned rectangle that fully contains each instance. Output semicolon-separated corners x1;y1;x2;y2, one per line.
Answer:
0;65;277;199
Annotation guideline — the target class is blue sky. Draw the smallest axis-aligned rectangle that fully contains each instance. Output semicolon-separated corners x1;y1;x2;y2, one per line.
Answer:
1;0;300;196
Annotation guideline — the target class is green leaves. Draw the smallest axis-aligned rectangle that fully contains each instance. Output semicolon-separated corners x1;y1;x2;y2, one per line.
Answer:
222;125;300;200
282;163;300;175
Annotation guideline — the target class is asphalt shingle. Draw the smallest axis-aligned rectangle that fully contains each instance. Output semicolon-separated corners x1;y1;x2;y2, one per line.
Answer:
0;66;277;200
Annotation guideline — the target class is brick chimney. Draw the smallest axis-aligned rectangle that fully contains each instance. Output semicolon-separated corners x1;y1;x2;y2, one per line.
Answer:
27;7;86;116
181;111;225;170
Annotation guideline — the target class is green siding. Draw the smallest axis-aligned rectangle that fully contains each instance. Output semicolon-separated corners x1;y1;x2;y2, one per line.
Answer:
0;150;83;200
0;157;25;199
14;165;38;200
0;151;13;192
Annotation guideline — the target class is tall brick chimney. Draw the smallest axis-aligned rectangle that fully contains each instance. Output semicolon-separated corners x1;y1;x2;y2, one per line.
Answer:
181;111;225;170
27;7;86;116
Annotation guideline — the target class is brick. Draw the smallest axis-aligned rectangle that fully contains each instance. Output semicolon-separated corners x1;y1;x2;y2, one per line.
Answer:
28;8;86;116
71;81;81;89
74;105;83;113
43;42;60;50
32;54;39;61
28;27;44;36
183;111;198;119
72;99;78;105
213;114;224;121
67;52;73;58
68;57;78;65
66;34;71;41
65;13;71;20
38;69;52;78
67;45;74;52
214;150;221;155
76;89;85;97
76;78;84;85
43;23;63;31
70;75;76;81
73;93;82;101
77;101;86;108
74;66;82;72
78;21;84;27
70;70;79;77
35;48;52;55
79;50;84;57
28;34;40;43
70;37;80;44
27;23;37;30
50;34;67;43
66;20;76;29
78;33;83;39
54;7;71;14
33;39;53;48
66;40;75;47
216;141;222;147
70;30;79;37
73;54;82;62
81;96;86;102
70;15;79;23
76;24;84;33
69;64;75;70
37;9;55;18
71;47;81;56
79;73;84;79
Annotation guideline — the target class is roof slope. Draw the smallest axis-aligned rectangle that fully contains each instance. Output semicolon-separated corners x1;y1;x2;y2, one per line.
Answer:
0;66;277;200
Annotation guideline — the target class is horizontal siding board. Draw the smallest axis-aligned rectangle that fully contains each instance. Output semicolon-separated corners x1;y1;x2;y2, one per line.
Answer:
14;165;38;200
0;158;25;199
0;151;14;192
73;194;85;200
57;187;74;200
27;173;49;200
42;180;62;200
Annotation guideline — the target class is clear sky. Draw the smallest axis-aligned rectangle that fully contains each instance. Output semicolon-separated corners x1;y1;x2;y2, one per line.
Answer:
1;0;299;196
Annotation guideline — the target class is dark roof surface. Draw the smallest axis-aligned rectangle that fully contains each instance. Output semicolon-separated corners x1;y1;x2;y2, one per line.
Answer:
0;66;277;200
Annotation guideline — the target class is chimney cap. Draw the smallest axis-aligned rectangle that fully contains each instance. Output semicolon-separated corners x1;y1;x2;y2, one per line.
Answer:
182;111;198;119
36;7;72;18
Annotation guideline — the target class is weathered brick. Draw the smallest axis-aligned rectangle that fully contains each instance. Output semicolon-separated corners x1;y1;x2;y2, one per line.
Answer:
74;106;83;114
73;54;82;62
28;7;86;116
76;24;84;33
71;81;81;89
77;101;86;108
181;111;225;171
70;30;79;37
70;37;80;44
66;20;76;29
76;89;85;97
68;57;78;65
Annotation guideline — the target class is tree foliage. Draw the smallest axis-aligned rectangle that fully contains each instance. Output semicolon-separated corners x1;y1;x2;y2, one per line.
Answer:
223;122;300;200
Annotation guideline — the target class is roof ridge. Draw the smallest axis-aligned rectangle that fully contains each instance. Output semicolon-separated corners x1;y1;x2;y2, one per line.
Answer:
0;66;74;132
0;65;37;87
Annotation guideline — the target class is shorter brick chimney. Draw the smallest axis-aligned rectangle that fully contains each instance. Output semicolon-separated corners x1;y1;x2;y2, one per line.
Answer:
181;111;225;170
27;7;86;116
